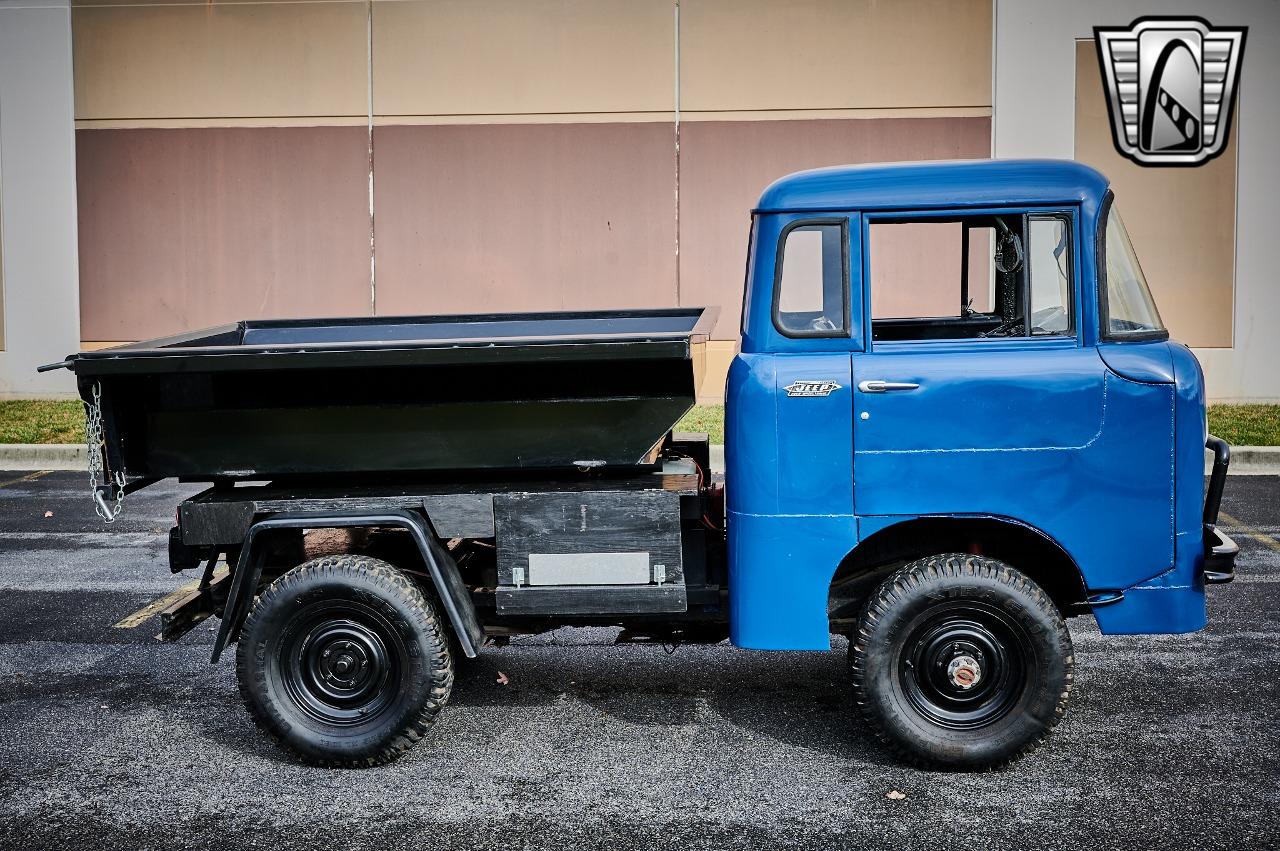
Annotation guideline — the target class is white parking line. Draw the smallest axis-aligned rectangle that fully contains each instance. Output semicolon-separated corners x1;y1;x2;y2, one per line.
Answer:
0;470;49;489
1220;511;1280;554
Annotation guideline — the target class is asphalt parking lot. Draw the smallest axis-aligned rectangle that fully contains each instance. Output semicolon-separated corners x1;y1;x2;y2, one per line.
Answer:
1;471;1277;850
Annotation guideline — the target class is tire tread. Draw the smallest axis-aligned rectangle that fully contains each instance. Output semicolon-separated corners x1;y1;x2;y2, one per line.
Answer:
235;554;454;768
848;553;1073;771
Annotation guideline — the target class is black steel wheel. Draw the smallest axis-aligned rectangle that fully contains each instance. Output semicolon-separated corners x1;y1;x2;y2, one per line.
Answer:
849;554;1072;770
236;554;453;767
280;607;403;727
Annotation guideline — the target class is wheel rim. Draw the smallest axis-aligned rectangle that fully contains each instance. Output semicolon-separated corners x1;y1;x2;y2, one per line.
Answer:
898;602;1033;730
279;602;404;727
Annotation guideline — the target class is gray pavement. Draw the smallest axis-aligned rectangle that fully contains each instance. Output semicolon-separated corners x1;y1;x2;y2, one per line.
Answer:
0;471;1277;850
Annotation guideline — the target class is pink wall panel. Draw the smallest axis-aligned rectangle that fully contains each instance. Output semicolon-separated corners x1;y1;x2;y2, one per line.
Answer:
76;127;372;341
371;122;678;317
677;117;992;338
75;118;989;343
869;222;995;318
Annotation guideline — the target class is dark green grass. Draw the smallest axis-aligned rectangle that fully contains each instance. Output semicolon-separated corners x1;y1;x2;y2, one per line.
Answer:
0;400;85;444
1207;404;1280;446
675;404;724;444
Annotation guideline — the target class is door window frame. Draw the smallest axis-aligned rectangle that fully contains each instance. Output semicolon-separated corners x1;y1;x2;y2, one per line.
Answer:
861;206;1082;353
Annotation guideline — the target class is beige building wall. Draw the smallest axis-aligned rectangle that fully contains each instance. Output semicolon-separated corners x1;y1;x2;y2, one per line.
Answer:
676;0;993;349
70;0;994;399
679;0;992;114
679;117;992;340
72;0;374;344
72;1;369;124
1074;40;1236;349
368;0;680;321
372;0;675;119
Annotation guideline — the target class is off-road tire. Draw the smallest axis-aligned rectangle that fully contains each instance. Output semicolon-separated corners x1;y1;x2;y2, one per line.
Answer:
849;554;1073;770
236;554;454;767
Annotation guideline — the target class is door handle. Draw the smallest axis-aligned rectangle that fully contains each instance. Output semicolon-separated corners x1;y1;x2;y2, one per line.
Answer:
857;380;920;393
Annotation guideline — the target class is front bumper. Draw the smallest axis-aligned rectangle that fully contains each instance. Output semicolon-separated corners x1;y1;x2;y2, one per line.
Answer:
1202;435;1237;585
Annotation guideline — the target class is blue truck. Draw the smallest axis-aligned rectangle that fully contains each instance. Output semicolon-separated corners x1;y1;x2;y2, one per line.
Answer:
46;159;1236;770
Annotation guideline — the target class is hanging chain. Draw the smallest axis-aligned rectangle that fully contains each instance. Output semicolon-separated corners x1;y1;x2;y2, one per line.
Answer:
85;382;126;523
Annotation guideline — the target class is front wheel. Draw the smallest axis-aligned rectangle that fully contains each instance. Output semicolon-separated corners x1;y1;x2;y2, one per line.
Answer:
849;554;1073;770
236;554;454;767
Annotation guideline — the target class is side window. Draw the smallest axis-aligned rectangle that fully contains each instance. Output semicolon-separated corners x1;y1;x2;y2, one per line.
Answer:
773;221;847;337
1027;216;1073;336
868;213;1073;342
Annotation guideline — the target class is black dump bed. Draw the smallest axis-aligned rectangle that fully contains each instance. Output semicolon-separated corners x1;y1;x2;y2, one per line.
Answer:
58;308;717;482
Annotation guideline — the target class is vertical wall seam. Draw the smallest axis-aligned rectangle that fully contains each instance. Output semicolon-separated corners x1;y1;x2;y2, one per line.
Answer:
366;0;376;316
989;0;998;157
673;0;681;307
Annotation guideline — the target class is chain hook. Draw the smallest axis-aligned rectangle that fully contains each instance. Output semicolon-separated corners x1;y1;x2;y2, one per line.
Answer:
85;382;126;523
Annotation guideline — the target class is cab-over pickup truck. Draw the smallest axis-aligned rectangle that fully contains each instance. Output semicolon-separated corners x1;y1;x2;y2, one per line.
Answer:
44;159;1235;770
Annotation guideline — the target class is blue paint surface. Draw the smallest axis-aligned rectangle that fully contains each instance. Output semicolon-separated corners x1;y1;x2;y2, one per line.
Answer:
726;159;1210;649
756;159;1109;214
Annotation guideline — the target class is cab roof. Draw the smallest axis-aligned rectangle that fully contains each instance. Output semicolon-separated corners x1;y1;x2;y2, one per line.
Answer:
755;159;1109;213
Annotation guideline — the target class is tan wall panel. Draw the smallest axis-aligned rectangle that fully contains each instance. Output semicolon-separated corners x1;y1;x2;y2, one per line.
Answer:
1074;41;1235;349
373;0;674;117
372;122;677;316
73;0;313;5
695;339;737;403
77;127;372;341
72;3;368;121
679;117;992;338
680;0;992;112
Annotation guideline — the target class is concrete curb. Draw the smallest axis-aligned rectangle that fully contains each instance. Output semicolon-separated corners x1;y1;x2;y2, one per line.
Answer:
3;443;1278;476
1208;445;1280;475
0;444;88;471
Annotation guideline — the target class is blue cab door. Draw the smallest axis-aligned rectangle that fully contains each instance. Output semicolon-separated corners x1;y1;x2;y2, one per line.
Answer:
850;210;1175;595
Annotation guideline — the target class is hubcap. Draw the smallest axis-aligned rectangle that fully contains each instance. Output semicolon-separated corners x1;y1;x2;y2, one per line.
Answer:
946;654;982;689
279;605;405;727
899;603;1031;730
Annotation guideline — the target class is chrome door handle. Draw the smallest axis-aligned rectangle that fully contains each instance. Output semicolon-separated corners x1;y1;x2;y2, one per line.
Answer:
857;380;920;393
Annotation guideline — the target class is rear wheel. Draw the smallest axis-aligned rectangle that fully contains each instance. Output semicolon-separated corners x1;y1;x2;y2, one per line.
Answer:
849;554;1072;770
236;554;453;767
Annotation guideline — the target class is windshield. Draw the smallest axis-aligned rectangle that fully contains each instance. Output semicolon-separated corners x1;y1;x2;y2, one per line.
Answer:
1102;205;1165;338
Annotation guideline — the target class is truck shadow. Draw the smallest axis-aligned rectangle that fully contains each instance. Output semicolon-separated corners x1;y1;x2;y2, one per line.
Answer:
443;638;899;767
188;638;900;768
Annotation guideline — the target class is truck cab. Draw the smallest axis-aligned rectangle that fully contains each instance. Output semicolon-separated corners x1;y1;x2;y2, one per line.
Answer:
727;159;1234;764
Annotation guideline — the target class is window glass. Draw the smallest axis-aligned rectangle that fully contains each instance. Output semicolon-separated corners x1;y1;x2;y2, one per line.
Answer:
1103;207;1165;337
1027;216;1072;336
774;223;845;336
966;227;996;315
870;213;1072;342
870;222;993;319
740;217;758;337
